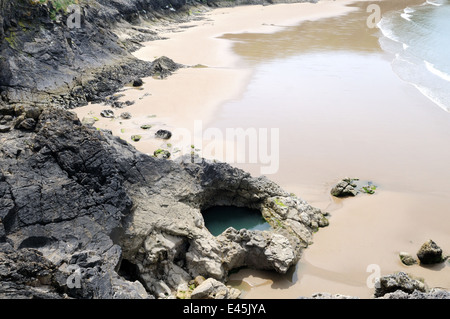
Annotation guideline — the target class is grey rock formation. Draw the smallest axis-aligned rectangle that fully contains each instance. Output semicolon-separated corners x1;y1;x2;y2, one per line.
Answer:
0;105;328;298
190;278;240;299
150;56;184;79
379;288;450;299
0;245;65;299
0;0;187;109
374;272;426;298
330;178;358;197
306;272;449;299
399;251;417;266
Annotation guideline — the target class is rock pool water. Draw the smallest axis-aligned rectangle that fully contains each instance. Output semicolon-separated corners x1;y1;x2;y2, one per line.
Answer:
202;206;271;236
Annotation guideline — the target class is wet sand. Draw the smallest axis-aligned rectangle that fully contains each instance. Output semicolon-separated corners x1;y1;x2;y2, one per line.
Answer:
74;0;450;298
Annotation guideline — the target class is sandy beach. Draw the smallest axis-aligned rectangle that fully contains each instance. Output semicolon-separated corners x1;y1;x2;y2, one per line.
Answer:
74;0;450;298
74;0;358;155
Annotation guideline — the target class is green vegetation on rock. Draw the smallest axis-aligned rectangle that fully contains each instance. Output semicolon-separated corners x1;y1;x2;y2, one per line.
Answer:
361;184;377;194
131;135;142;142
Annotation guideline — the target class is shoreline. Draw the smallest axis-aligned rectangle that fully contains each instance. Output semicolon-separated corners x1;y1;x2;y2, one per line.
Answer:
74;0;358;157
73;0;450;299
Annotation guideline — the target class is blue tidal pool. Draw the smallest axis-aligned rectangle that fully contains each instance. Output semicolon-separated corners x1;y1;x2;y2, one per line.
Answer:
202;206;271;236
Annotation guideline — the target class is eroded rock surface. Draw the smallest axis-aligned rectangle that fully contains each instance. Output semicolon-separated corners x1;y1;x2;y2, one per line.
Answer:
417;239;445;264
0;105;328;298
374;272;449;299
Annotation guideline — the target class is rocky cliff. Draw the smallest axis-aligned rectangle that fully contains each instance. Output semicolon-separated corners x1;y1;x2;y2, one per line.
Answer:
0;0;314;109
0;0;194;108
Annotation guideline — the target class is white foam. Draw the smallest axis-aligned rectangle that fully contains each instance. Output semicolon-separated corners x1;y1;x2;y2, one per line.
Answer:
414;84;450;112
401;13;412;21
426;0;443;6
377;17;400;43
425;61;450;82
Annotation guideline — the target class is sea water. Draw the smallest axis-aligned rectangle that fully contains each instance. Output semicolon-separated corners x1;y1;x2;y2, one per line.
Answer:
378;0;450;112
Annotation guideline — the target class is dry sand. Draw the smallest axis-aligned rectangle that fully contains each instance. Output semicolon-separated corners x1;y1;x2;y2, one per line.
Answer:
74;0;450;298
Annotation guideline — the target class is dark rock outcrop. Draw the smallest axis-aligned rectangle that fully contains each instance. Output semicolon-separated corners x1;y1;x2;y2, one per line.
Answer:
417;239;445;264
0;0;188;109
0;105;328;298
155;129;172;139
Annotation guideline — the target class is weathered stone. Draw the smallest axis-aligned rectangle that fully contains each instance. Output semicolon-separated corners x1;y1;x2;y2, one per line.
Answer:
0;246;65;299
0;124;11;133
150;56;183;79
374;272;426;298
417;240;444;264
120;112;132;119
399;252;417;266
17;118;36;130
193;275;205;287
132;78;143;87
378;288;450;299
155;129;172;139
131;135;142;142
100;110;115;118
190;278;240;299
330;178;358;197
81;117;96;126
154;149;170;159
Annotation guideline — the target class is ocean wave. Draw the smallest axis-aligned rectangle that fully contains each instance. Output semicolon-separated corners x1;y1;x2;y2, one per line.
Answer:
400;13;412;21
426;0;444;6
377;0;450;112
425;61;450;82
414;84;450;112
391;55;450;113
377;17;400;43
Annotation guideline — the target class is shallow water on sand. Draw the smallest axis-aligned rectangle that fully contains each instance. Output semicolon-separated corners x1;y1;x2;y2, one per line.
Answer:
205;0;450;298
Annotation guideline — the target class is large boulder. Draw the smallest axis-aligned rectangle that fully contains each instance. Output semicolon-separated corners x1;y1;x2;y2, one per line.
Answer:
190;278;240;299
374;272;426;298
330;178;358;197
150;56;184;79
417;240;445;264
378;288;450;299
